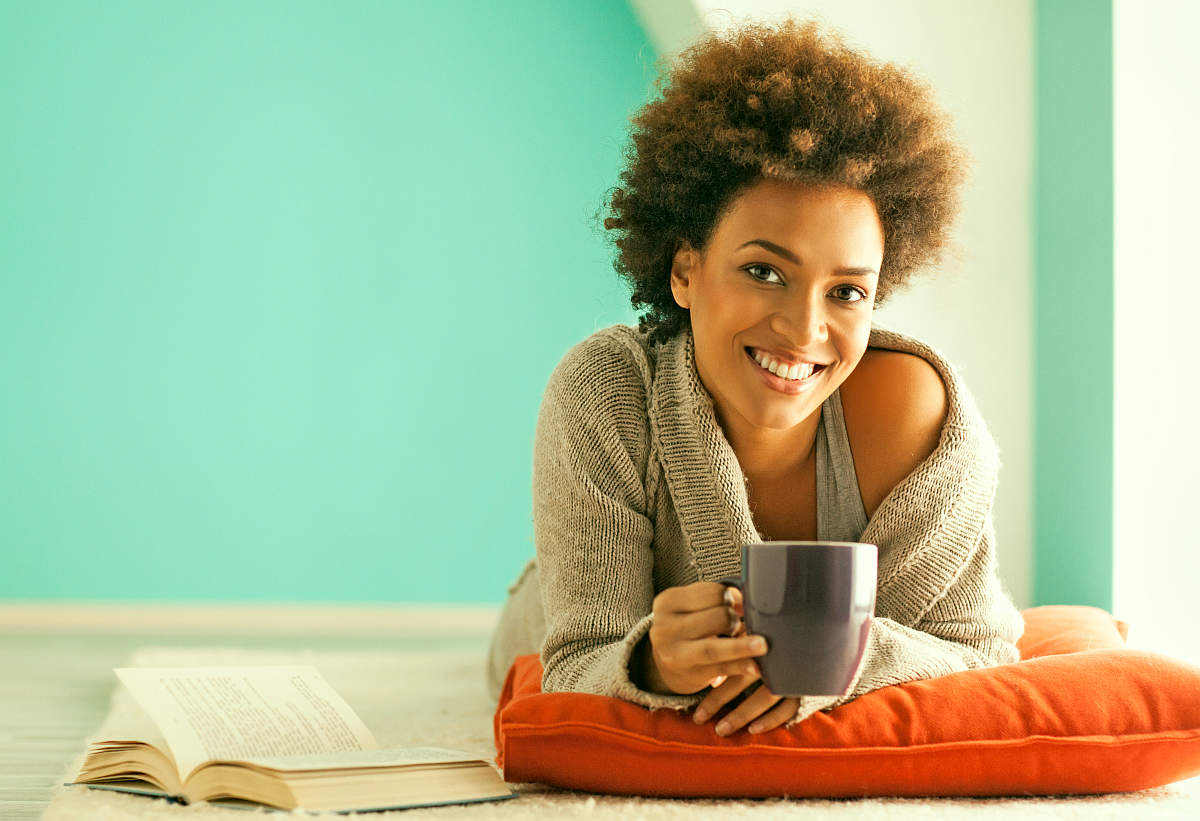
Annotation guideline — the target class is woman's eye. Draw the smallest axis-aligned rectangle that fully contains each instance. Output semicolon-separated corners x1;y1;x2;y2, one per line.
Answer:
833;285;868;303
744;264;782;284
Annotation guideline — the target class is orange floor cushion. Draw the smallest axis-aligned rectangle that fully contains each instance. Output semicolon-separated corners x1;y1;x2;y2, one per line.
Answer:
493;605;1200;797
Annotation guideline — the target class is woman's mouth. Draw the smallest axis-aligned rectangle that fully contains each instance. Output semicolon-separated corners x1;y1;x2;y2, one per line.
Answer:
744;347;827;395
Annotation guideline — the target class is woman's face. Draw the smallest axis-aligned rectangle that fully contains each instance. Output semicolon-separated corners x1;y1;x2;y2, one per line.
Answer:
669;179;884;436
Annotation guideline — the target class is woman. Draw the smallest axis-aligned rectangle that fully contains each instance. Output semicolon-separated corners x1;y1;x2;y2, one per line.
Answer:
486;16;1023;738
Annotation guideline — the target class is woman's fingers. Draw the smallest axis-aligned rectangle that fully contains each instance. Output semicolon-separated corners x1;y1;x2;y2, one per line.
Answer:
665;597;742;640
702;602;743;638
659;581;735;615
645;629;763;690
647;581;757;693
656;583;745;642
709;683;796;737
692;672;759;724
688;633;767;675
745;697;802;735
708;603;745;639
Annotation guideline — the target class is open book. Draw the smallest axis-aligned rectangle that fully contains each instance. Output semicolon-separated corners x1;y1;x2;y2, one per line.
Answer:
65;665;517;812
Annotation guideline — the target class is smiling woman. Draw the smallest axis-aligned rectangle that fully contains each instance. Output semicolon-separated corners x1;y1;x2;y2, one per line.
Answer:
485;15;1022;740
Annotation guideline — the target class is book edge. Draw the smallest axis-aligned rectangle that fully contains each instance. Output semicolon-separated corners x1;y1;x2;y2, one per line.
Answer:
63;781;521;813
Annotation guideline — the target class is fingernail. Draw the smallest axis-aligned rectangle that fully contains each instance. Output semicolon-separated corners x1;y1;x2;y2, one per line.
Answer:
715;721;731;736
709;675;726;688
744;662;758;676
750;637;767;653
693;709;709;724
748;722;762;734
723;587;735;607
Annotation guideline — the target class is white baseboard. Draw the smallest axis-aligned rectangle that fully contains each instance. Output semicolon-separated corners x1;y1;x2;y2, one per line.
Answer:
0;601;502;634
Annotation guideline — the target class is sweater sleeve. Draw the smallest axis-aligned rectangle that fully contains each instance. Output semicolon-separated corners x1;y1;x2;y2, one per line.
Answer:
784;513;1024;726
533;332;703;713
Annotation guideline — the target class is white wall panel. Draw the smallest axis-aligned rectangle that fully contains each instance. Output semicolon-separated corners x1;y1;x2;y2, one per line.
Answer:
1113;0;1200;663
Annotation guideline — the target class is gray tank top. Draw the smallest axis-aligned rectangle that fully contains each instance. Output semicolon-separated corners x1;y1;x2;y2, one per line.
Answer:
814;388;870;542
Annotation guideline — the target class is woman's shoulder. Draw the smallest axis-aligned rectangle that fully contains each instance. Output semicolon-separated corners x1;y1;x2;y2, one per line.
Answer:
838;329;952;517
542;324;656;422
856;325;986;429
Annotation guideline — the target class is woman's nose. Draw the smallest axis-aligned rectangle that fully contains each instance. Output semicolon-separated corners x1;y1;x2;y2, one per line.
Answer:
769;294;829;346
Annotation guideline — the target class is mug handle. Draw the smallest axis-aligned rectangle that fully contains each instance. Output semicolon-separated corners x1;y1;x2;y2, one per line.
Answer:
716;576;744;637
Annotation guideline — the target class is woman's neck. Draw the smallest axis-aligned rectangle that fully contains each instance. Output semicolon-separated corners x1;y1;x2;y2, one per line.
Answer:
715;404;821;485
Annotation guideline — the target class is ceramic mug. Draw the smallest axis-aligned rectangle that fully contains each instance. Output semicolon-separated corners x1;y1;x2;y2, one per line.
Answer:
719;541;877;697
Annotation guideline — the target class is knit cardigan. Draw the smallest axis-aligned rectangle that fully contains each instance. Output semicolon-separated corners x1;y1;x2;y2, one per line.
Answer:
497;322;1024;726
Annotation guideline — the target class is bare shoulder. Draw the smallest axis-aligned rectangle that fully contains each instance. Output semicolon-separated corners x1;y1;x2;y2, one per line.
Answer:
837;349;949;517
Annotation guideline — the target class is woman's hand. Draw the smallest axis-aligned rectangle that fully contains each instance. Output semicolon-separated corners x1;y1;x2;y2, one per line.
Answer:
692;674;802;736
636;581;769;696
686;586;801;736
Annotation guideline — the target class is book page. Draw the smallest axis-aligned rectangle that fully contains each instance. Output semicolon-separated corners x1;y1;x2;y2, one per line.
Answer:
226;747;483;773
114;666;378;781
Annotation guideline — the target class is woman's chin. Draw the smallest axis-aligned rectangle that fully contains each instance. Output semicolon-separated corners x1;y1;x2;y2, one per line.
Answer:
743;404;820;431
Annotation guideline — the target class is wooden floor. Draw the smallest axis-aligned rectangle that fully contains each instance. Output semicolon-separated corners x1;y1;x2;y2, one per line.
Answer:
0;605;498;820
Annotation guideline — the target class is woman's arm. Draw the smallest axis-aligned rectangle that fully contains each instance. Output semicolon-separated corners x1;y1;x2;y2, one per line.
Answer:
781;346;1023;724
785;515;1024;725
532;330;703;712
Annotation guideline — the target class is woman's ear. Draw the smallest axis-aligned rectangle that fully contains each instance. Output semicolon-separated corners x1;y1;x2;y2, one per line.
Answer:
669;240;699;310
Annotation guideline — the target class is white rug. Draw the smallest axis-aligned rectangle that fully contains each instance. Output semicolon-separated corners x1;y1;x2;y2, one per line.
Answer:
44;646;1200;820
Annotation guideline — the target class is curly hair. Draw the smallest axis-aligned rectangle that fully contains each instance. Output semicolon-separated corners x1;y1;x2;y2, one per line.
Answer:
597;16;971;346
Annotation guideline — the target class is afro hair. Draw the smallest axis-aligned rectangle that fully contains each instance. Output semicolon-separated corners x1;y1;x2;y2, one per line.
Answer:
597;16;972;345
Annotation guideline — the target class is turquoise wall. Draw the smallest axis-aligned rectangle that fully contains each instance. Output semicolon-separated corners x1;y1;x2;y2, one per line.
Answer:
1034;0;1113;609
0;0;654;603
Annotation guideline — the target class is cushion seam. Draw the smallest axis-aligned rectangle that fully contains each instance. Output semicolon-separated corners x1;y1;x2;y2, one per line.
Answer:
499;723;1200;754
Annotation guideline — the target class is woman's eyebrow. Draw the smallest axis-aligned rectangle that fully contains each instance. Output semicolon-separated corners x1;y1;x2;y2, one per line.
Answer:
737;238;878;276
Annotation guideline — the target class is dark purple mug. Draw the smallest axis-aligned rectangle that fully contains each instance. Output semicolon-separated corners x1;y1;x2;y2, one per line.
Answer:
719;541;877;697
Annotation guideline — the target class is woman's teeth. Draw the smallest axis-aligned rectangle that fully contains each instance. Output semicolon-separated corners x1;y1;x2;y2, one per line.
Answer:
751;349;818;381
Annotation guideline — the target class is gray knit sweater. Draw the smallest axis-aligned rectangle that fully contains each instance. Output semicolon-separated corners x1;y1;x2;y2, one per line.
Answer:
493;322;1023;726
